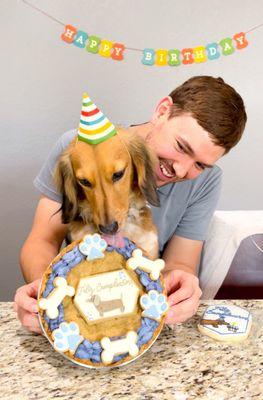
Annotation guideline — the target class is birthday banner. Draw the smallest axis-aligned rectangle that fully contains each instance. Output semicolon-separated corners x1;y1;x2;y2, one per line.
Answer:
22;0;263;67
61;25;248;66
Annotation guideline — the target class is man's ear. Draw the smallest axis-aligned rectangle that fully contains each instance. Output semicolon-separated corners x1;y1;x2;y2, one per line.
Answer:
150;96;173;124
126;135;160;207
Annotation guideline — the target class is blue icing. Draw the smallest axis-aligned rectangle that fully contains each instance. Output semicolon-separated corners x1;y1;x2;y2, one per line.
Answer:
79;234;107;260
89;246;105;260
137;318;158;347
69;322;77;331
75;340;102;363
113;352;128;362
136;269;163;293
43;238;162;364
145;305;159;319
44;303;64;331
68;335;82;350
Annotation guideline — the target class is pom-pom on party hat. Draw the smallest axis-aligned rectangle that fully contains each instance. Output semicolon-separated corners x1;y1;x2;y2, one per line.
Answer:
77;92;117;144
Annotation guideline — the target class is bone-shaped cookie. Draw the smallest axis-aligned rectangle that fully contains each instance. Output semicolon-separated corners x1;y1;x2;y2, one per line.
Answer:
126;249;165;280
100;331;139;365
38;277;75;319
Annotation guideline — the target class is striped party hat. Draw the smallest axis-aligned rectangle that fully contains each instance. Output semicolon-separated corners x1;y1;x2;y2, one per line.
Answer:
77;92;117;144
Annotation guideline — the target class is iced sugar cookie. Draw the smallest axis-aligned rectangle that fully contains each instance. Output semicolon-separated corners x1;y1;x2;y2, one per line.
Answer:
38;234;169;368
198;304;252;342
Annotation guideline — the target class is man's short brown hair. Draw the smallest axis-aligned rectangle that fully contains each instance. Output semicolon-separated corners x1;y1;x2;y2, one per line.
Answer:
168;76;247;153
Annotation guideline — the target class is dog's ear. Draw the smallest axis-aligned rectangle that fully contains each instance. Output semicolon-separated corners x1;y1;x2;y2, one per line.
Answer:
53;142;82;223
127;135;160;207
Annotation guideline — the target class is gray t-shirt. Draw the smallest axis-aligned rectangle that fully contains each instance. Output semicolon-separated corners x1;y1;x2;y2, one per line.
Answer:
33;129;222;252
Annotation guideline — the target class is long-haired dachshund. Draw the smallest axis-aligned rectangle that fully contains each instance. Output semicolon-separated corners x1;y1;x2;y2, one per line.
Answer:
54;128;160;258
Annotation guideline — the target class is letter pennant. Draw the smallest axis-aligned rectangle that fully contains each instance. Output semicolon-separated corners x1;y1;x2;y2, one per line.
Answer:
60;25;248;67
61;25;125;62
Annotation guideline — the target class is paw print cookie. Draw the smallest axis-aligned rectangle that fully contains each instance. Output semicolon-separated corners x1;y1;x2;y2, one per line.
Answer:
79;233;107;260
52;322;84;354
140;290;169;321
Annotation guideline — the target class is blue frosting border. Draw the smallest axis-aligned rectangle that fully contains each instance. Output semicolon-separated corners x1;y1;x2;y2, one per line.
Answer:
41;238;162;364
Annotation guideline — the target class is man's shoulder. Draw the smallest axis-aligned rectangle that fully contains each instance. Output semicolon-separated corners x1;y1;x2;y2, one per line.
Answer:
156;165;222;209
59;129;78;149
162;165;222;194
196;164;222;184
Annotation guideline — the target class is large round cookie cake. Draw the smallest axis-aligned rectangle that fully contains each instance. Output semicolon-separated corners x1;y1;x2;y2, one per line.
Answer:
38;233;169;368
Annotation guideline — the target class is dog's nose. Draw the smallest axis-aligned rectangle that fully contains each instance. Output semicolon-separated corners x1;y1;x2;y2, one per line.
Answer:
99;221;119;235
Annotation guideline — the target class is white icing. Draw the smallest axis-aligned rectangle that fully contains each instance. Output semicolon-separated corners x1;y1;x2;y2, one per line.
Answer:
126;249;165;280
39;277;75;319
100;331;139;364
74;269;140;323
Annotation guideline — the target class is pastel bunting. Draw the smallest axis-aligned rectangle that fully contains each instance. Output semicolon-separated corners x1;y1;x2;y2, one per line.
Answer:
156;49;168;66
73;31;88;48
233;32;249;49
168;49;181;66
142;49;155;65
219;38;235;56
111;43;126;60
61;25;77;43
86;35;101;53
60;24;249;67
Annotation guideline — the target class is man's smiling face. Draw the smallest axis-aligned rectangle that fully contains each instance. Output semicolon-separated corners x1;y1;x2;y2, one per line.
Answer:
146;98;226;187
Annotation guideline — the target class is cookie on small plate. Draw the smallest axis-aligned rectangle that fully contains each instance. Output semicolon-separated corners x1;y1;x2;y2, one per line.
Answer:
198;304;252;342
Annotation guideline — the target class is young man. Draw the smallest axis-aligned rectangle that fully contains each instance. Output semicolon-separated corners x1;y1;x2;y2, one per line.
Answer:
14;76;247;334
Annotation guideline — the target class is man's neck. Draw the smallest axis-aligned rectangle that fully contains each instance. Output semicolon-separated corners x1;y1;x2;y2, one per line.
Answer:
128;122;153;141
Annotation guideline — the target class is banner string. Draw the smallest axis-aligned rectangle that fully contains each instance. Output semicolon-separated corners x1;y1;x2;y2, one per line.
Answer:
21;0;263;53
22;0;65;26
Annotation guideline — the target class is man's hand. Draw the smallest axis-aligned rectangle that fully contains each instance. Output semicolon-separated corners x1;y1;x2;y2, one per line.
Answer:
14;279;42;334
163;269;202;324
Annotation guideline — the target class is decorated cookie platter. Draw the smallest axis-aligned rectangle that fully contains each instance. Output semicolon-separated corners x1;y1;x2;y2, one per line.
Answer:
38;234;169;368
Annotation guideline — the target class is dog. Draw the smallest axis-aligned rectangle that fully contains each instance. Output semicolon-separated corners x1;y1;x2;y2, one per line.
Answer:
54;128;160;259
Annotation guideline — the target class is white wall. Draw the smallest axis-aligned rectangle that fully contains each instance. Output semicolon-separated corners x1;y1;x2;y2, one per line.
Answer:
1;0;263;300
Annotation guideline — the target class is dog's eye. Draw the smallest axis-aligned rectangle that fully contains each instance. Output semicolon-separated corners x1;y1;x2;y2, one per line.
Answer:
79;178;92;188
112;169;125;182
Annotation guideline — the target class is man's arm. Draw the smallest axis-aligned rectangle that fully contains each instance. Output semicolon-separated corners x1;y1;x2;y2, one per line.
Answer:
20;195;68;282
162;234;203;275
162;235;203;324
15;195;68;334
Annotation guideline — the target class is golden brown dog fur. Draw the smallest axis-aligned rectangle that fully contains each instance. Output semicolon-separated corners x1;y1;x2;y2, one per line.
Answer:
54;128;160;258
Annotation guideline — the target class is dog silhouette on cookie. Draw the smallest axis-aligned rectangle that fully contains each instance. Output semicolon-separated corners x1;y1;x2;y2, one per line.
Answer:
89;294;124;316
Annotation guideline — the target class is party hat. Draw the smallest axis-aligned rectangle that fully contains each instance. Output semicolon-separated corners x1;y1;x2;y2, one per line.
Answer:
77;92;117;144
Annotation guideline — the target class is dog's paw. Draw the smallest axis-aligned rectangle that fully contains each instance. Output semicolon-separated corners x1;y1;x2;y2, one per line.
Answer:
79;233;107;260
52;322;84;354
140;290;169;321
